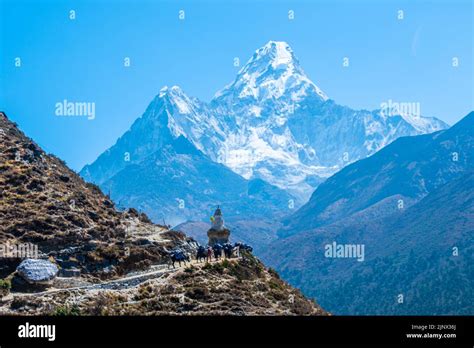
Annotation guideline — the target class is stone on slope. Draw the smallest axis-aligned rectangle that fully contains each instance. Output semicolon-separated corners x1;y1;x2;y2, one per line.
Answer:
17;259;58;284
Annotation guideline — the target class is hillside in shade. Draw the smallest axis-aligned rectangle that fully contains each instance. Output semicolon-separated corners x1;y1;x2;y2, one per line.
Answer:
280;112;473;238
263;112;474;315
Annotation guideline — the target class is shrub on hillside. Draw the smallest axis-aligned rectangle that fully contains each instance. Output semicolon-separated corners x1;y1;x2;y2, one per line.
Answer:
0;278;11;297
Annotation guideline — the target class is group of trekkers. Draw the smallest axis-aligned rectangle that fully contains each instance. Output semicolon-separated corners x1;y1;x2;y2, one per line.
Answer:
168;242;253;268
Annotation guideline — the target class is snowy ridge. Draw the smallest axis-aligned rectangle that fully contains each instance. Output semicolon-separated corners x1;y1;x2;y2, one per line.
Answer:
81;40;448;204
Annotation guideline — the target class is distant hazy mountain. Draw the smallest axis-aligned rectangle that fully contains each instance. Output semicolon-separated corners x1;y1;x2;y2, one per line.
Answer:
279;111;472;238
100;133;293;227
262;112;474;314
81;86;223;187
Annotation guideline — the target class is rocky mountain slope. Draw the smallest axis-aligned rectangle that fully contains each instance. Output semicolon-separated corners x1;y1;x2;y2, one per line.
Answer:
279;112;473;238
0;112;325;315
0;112;188;280
3;254;327;316
263;112;474;314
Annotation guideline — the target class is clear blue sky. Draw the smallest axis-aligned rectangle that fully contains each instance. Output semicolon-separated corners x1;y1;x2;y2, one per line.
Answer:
1;0;472;171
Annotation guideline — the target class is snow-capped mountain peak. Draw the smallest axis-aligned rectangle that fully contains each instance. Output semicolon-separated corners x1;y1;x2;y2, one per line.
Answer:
82;40;449;205
213;41;328;103
157;85;196;115
159;85;182;95
247;41;299;73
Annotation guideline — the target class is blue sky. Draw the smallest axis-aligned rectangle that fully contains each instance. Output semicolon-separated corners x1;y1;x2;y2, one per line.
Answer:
1;0;473;170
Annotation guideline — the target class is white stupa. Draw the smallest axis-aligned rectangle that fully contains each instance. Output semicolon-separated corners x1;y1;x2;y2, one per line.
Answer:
207;206;230;246
211;206;224;231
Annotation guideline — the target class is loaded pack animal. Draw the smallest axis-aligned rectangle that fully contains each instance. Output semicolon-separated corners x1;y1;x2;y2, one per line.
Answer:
223;243;234;258
234;242;253;254
196;245;207;262
169;249;190;268
212;243;223;260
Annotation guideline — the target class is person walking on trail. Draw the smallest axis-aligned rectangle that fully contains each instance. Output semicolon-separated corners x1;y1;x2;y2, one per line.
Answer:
207;246;213;262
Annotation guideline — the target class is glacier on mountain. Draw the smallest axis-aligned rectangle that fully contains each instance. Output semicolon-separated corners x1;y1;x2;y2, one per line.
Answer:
81;40;448;204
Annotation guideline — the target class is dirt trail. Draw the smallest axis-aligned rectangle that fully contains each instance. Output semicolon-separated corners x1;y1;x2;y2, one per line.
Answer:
13;257;234;297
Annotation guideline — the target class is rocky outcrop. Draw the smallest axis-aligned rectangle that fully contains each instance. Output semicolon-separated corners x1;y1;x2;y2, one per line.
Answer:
16;259;58;284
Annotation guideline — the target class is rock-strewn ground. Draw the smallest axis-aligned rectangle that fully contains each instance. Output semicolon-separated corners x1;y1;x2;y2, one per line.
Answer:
1;253;327;316
0;112;186;280
0;112;327;316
